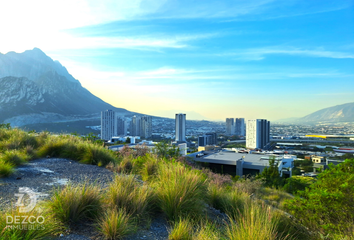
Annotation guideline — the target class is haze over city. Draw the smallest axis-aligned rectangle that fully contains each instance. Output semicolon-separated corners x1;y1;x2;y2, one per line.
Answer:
1;0;353;121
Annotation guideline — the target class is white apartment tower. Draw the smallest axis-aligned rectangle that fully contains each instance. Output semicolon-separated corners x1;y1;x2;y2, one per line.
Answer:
101;110;116;140
175;113;186;142
246;119;270;149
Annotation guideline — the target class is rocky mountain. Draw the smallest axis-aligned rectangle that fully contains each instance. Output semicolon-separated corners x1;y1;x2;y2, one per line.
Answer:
0;48;128;127
299;102;354;123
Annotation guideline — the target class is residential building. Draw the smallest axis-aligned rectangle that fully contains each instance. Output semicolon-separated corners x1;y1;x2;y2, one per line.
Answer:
140;116;152;138
130;115;141;136
246;119;270;149
175;113;186;142
235;118;245;136
225;118;234;135
101;110;116;141
116;117;127;136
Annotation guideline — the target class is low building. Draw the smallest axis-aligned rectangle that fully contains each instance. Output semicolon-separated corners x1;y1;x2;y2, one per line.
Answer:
189;150;295;177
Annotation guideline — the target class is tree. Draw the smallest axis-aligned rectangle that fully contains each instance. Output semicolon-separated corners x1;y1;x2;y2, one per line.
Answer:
256;158;284;188
284;158;354;236
283;176;315;194
125;137;131;143
153;141;180;159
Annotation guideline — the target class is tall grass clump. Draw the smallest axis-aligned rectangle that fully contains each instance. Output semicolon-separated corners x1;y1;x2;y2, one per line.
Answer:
140;155;159;181
0;128;38;151
1;149;30;166
208;183;249;218
225;201;289;240
0;159;14;177
155;162;207;222
37;135;116;166
96;208;137;240
106;174;155;221
193;221;221;240
46;182;102;225
168;218;193;240
0;207;63;239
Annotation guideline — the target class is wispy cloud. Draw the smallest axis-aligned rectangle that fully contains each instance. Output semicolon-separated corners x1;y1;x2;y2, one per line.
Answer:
221;46;354;60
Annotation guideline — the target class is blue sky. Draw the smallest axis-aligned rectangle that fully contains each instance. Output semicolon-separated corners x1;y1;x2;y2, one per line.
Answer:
1;0;353;120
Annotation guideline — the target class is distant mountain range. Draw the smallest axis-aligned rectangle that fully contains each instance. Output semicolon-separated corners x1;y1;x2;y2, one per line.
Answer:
276;102;354;123
0;48;129;128
299;102;354;123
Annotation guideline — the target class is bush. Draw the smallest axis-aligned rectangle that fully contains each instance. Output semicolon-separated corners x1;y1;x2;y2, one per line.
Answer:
47;182;102;225
284;159;354;236
155;163;207;222
96;208;137;240
283;176;316;195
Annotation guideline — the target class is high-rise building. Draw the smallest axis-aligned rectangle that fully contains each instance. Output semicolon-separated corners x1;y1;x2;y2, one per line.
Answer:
246;119;270;149
235;118;245;136
175;113;186;142
140;116;152;138
130;115;141;136
226;118;234;135
101;110;116;140
116;117;127;136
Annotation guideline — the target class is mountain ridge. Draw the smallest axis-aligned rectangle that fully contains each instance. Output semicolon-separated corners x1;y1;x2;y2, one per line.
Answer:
0;48;129;127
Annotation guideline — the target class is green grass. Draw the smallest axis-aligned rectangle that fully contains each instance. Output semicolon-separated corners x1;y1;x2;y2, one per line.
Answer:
154;162;207;222
96;208;137;240
46;182;102;225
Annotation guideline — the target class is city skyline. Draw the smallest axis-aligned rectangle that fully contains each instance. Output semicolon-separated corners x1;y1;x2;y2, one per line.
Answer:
1;1;353;121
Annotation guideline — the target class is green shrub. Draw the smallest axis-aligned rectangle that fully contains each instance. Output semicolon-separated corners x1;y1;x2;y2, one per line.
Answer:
283;176;316;195
96;208;137;240
168;218;193;240
47;182;102;225
284;159;354;236
155;163;207;222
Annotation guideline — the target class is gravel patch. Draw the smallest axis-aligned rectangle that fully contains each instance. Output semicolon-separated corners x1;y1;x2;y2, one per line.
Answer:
0;158;171;239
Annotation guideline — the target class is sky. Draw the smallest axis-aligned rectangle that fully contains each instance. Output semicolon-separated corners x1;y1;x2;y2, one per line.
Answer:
0;0;353;121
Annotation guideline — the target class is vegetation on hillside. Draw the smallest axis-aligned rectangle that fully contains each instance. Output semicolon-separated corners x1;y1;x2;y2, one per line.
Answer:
0;125;353;239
